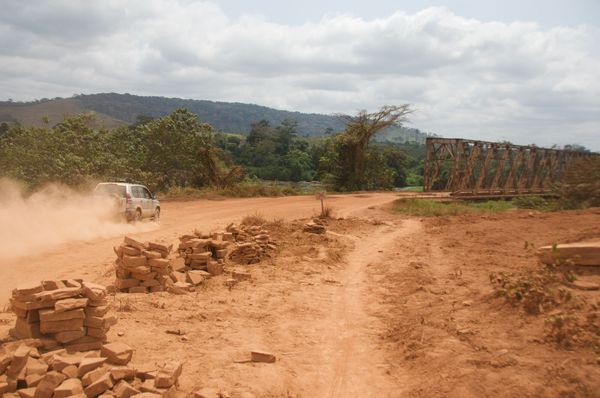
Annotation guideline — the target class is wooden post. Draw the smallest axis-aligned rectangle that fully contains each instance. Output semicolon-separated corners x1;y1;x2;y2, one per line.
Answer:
316;191;326;216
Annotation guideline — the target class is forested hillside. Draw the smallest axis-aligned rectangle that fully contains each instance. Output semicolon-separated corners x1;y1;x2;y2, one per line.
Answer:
77;93;345;136
0;93;432;142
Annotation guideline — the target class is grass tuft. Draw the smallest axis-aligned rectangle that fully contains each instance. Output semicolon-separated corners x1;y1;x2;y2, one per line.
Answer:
241;212;267;226
320;206;334;219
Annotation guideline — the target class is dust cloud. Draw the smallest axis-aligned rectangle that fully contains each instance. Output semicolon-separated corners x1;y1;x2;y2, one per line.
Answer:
0;179;158;263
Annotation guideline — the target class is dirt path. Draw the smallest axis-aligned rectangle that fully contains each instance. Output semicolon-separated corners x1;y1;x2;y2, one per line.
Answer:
323;219;421;397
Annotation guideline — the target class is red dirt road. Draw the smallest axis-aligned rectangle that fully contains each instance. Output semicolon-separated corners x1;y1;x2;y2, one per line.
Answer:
0;193;398;303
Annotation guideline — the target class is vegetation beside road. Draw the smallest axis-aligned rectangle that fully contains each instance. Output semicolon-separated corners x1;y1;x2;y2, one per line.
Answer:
160;181;308;201
393;198;514;216
0;106;424;196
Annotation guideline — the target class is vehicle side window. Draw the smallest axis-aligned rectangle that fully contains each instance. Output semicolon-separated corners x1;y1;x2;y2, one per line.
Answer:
131;186;142;198
143;188;152;199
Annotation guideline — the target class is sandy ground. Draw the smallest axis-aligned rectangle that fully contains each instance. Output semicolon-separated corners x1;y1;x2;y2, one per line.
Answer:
1;194;599;397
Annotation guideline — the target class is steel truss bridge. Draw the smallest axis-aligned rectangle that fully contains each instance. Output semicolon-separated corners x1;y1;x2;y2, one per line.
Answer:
423;138;594;198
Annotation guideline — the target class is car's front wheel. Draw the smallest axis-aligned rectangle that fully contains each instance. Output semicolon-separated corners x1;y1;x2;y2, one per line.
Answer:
153;208;160;222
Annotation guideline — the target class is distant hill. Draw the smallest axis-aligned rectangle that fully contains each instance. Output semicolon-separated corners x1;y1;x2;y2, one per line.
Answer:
375;126;430;145
0;97;124;129
0;93;432;142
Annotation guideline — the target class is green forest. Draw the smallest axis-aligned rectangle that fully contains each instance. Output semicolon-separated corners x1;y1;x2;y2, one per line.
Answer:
0;106;425;195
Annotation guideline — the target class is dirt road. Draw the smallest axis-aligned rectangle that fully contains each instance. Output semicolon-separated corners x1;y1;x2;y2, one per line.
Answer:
0;193;398;303
322;220;420;397
1;193;598;397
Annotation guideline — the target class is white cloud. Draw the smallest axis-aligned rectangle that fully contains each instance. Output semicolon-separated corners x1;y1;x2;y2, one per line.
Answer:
0;0;598;149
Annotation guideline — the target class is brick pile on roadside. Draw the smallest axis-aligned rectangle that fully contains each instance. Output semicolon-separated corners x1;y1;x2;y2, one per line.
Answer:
226;223;277;264
303;218;326;234
176;223;277;268
9;280;115;353
0;339;184;397
113;236;176;294
165;232;222;292
176;231;229;272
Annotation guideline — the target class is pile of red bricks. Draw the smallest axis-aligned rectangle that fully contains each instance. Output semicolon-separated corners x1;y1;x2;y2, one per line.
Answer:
176;232;230;270
303;218;326;234
111;222;280;295
176;223;277;267
113;236;175;293
226;223;277;264
9;280;115;353
0;339;184;397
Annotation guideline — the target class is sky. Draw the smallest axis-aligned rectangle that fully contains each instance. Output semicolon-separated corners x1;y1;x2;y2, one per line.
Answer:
0;0;599;150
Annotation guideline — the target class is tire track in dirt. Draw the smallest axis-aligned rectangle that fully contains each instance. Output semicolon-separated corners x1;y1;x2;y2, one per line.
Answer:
324;219;422;398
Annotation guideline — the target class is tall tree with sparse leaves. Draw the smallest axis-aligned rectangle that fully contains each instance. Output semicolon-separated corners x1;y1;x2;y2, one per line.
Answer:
328;105;413;191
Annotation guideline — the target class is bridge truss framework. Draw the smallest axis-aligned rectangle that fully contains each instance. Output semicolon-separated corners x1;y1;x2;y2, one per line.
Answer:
423;138;593;198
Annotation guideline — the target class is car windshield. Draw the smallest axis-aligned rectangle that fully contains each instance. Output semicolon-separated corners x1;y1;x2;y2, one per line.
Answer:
95;184;126;197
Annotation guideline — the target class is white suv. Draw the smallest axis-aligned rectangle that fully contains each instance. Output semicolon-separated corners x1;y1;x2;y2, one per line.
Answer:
93;182;160;222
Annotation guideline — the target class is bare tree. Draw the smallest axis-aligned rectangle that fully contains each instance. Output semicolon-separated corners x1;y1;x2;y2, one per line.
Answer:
333;105;414;190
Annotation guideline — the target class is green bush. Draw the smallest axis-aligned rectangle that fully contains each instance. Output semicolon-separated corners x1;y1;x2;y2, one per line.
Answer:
512;195;548;210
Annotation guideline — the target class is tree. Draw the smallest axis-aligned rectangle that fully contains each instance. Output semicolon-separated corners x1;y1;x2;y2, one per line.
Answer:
140;108;221;189
563;144;591;153
246;120;272;146
234;119;317;181
285;149;314;182
0;113;113;187
274;119;298;155
379;145;409;187
329;105;413;190
129;115;154;130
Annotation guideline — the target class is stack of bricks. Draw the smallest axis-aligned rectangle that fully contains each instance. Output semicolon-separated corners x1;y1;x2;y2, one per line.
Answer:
226;223;277;264
9;280;114;353
0;340;184;397
176;231;231;271
113;236;175;293
227;243;263;264
172;222;278;286
303;218;326;234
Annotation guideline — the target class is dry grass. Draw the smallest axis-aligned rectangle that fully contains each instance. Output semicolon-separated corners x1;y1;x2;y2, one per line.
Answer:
320;206;334;218
115;296;137;312
241;212;267;226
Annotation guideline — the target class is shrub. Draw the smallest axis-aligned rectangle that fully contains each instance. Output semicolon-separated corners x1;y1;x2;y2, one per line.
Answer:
557;157;600;209
512;195;548;210
241;213;267;226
